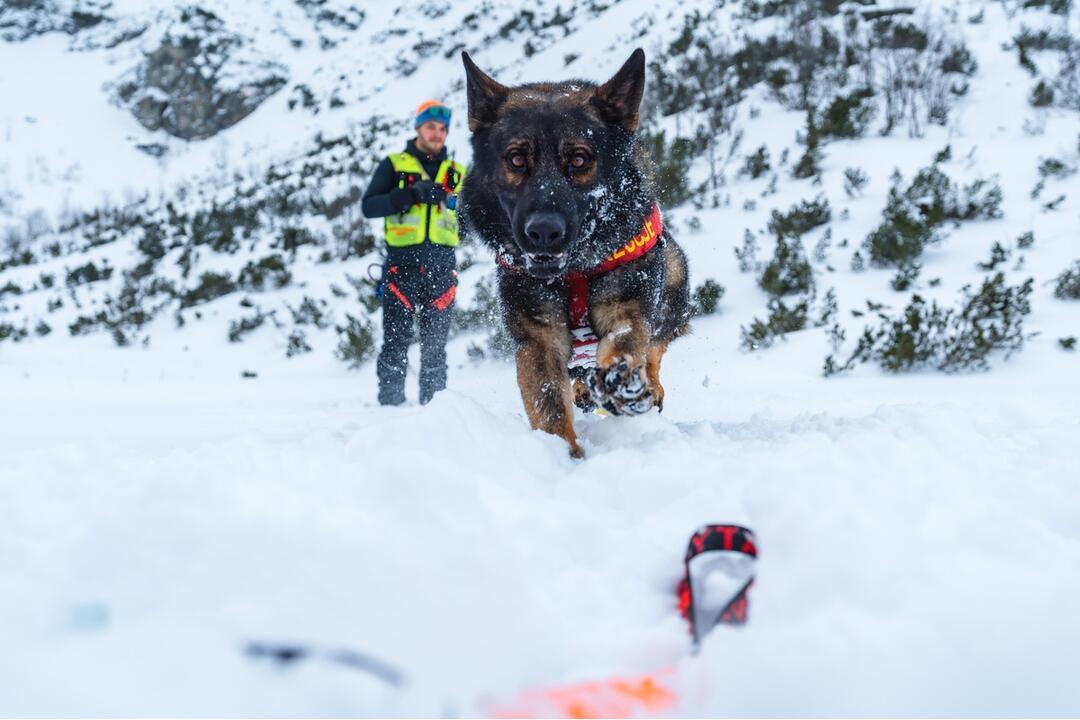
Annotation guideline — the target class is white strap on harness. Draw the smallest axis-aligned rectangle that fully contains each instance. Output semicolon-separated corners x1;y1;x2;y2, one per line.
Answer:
568;326;599;370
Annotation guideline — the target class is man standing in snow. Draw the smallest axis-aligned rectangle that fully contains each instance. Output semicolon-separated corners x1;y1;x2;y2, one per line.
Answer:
362;100;466;406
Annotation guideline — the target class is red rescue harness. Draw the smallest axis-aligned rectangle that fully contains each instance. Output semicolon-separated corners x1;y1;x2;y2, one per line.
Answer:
498;205;663;368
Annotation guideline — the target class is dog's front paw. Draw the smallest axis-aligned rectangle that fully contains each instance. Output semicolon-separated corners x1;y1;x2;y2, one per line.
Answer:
586;356;655;416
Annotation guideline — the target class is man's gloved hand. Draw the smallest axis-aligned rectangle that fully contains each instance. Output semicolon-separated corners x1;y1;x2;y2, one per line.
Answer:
411;180;447;206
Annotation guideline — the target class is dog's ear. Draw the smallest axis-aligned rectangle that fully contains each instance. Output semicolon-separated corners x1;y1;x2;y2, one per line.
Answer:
592;48;646;133
462;52;509;132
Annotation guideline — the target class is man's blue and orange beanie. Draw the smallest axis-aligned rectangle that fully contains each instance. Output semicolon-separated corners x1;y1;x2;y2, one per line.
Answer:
415;99;451;128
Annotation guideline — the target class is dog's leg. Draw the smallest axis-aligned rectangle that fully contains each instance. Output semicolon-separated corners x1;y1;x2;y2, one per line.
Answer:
515;330;584;459
646;341;668;412
588;302;655;416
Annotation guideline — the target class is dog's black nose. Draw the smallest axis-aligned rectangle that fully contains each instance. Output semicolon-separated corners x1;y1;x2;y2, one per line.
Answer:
524;213;566;249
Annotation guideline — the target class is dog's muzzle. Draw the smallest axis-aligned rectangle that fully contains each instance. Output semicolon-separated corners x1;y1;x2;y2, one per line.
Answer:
521;212;570;278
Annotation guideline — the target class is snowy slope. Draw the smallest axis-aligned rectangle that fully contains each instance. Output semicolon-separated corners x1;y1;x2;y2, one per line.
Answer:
4;315;1080;716
3;0;1080;716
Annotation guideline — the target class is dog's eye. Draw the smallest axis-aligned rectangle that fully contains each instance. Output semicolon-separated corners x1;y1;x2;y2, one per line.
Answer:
569;151;592;170
506;151;527;170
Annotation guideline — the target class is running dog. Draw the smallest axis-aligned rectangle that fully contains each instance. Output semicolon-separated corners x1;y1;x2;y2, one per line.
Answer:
458;49;690;458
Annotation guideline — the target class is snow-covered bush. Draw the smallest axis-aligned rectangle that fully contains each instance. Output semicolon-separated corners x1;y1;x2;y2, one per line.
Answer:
824;273;1034;375
335;314;376;368
735;229;760;273
180;271;236;308
0;280;23;299
691;279;725;316
864;159;1003;267
871;16;975;136
759;236;814;297
0;321;28;343
976;242;1010;271
767;195;831;238
65;259;113;287
792;109;823;179
1053;261;1080;299
890;262;920;291
740;296;811;351
741;145;771;179
286;330;312;357
237;254;292;292
229;308;271;343
639;128;699;208
843;167;870;197
817;88;876;139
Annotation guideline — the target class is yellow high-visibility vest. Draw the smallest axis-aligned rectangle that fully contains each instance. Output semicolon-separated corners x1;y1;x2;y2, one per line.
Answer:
384;152;466;248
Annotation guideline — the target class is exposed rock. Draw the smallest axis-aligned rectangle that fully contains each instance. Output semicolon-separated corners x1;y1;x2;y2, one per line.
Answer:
0;0;110;42
112;7;287;141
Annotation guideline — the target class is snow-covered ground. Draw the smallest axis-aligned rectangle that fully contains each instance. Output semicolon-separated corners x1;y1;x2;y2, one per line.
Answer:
4;308;1080;716
3;0;1080;716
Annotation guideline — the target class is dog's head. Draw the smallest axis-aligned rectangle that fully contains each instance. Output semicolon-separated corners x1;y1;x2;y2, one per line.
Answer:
461;49;647;280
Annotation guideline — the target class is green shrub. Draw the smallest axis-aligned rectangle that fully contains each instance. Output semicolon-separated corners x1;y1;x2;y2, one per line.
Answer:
335;313;377;368
759;236;813;297
288;296;330;328
279;226;319;253
843;167;869;197
825;273;1034;374
136;222;168;260
69;312;107;336
238;254;292;291
740;297;810;351
891;262;920;291
1053;261;1080;299
976;242;1010;271
864;163;1003;267
1037;157;1074;179
767;195;831;238
180;271;237;308
65;260;113;287
873;19;929;51
735;229;760;273
792;109;822;179
952;178;1004;221
818;89;876;140
691;279;725;315
640;128;701;207
0;322;28;343
190;202;260;252
741;145;771;179
1031;80;1054;107
286;329;312;358
228;309;270;342
1022;0;1072;14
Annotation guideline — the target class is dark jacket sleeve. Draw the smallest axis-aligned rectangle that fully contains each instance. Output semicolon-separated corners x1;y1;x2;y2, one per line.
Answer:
361;157;415;219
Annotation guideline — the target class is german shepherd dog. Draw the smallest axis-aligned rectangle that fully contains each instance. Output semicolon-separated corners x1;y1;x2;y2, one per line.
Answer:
458;49;690;458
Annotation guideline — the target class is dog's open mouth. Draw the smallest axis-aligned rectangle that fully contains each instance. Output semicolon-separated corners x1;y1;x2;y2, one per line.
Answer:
523;252;568;279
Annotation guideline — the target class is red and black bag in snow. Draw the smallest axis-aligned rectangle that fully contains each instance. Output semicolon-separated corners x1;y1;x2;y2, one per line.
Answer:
678;524;758;644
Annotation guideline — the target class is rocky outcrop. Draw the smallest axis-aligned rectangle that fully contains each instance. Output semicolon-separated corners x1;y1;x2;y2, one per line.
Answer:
112;7;287;141
0;0;110;41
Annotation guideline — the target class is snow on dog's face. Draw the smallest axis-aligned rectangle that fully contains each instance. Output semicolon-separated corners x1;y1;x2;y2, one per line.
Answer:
459;50;654;280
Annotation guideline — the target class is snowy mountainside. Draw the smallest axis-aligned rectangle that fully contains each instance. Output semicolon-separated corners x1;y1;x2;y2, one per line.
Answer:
0;0;1078;371
3;0;1080;716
